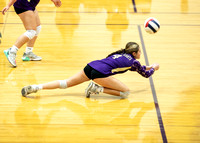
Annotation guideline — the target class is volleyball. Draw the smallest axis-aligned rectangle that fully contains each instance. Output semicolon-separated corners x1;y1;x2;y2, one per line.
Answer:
144;17;160;34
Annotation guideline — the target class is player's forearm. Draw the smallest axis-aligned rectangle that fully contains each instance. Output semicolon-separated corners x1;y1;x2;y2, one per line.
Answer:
146;65;153;71
144;68;155;78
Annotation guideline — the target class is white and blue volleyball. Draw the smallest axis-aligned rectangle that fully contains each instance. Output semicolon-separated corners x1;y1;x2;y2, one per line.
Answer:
144;17;160;34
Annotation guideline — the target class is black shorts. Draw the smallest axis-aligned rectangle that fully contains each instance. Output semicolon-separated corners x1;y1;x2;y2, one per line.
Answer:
84;64;108;80
14;6;35;14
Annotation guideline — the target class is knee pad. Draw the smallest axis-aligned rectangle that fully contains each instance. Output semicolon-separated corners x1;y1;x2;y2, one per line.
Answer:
24;30;36;40
36;25;42;36
120;91;130;99
58;80;67;89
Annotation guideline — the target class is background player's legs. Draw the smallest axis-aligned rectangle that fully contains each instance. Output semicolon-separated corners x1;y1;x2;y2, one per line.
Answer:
26;10;40;48
20;10;42;61
4;10;37;67
15;10;37;48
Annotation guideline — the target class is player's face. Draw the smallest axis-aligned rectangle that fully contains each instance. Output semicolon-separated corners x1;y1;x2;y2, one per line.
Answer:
133;48;141;59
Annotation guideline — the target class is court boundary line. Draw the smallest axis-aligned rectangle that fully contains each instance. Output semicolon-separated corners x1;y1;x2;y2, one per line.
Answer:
137;25;168;143
131;0;137;13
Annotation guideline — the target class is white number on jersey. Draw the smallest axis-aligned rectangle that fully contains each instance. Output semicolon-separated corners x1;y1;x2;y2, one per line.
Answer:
112;55;122;59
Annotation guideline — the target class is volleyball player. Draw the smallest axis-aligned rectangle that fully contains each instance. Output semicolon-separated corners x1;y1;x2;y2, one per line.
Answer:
2;0;62;67
21;42;159;98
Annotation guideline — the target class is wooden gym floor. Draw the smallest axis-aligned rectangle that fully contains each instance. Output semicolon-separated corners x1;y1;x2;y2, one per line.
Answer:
0;0;200;142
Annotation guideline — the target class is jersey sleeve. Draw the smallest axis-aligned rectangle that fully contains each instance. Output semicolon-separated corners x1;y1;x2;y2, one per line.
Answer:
131;60;155;78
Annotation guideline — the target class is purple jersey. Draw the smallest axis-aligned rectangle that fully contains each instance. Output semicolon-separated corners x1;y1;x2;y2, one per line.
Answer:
88;53;155;78
14;0;40;10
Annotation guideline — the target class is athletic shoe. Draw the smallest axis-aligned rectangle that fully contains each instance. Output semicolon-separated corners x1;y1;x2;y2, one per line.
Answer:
22;52;42;61
4;48;17;67
85;82;100;98
21;85;39;97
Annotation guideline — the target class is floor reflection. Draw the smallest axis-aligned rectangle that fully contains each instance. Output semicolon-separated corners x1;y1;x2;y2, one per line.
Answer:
13;96;154;141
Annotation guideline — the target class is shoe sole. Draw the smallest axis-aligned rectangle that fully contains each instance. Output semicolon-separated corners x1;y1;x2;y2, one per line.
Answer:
22;58;42;61
4;50;17;67
21;86;31;97
85;82;94;98
22;57;30;61
21;88;26;97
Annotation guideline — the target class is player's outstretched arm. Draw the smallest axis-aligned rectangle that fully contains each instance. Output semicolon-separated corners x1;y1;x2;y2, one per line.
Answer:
132;61;159;78
146;64;159;71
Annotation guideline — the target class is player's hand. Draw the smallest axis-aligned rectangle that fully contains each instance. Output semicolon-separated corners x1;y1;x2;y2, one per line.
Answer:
51;0;62;7
152;63;159;71
2;6;10;15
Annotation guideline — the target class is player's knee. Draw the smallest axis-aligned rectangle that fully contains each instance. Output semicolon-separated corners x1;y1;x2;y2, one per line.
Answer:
120;90;130;99
58;80;67;89
36;25;42;36
24;30;36;40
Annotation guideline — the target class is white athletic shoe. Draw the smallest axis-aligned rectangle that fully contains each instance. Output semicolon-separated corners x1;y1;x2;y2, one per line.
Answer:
22;52;42;61
21;85;39;97
85;82;100;98
4;48;17;67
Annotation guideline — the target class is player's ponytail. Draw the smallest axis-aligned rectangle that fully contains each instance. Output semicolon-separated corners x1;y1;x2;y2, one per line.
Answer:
107;42;139;58
106;49;125;58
